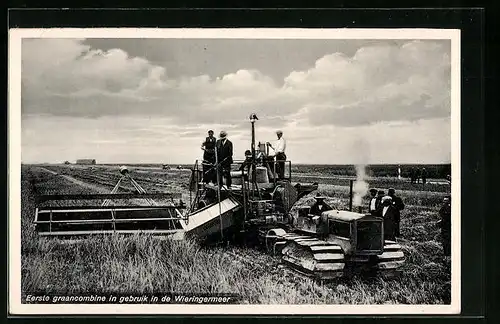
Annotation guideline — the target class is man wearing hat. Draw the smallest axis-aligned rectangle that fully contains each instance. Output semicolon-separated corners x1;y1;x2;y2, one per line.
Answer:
268;130;287;180
201;129;216;184
380;196;398;241
310;196;333;215
239;150;253;182
215;130;233;188
368;188;378;215
388;188;405;237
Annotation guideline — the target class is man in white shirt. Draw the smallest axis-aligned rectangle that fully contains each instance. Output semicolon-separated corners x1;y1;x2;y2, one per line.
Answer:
368;188;378;215
268;130;287;179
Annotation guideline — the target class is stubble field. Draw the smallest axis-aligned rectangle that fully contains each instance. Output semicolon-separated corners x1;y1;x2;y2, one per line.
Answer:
20;163;452;304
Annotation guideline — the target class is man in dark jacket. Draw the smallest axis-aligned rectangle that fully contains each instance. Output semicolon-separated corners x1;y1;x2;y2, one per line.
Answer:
388;188;405;237
438;196;451;256
216;130;233;188
380;196;398;241
201;129;216;184
368;188;378;215
421;167;427;185
239;150;253;182
375;190;385;214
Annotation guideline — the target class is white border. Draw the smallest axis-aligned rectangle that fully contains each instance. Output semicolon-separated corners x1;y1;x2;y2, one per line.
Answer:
8;28;461;315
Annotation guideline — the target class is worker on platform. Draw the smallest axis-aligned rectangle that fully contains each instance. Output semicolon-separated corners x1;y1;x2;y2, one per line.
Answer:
368;188;378;215
267;130;287;180
239;150;253;181
201;129;216;184
388;188;405;238
380;196;398;241
438;196;451;256
216;130;233;188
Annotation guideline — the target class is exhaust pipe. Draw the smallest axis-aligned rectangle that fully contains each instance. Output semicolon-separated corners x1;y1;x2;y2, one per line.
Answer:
349;179;353;212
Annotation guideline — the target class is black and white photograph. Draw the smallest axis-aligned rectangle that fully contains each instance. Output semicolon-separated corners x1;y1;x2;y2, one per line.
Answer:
9;28;460;314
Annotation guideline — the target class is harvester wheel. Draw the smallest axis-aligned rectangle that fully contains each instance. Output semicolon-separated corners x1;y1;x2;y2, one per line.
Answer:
264;228;287;255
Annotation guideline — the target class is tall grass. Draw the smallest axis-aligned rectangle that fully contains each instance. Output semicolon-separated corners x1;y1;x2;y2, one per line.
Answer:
21;234;450;304
20;166;451;304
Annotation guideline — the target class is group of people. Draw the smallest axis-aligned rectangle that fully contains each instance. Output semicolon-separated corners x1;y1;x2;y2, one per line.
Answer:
368;188;405;241
367;187;451;256
410;167;427;185
200;130;234;187
200;129;287;188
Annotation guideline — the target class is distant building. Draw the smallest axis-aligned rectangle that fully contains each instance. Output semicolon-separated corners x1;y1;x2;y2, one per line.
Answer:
76;159;96;165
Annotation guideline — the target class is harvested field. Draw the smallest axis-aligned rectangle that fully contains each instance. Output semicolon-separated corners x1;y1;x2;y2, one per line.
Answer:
20;164;452;304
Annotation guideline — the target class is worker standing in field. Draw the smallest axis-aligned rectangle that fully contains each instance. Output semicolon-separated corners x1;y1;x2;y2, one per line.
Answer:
201;129;216;184
410;167;415;184
216;130;233;188
421;167;427;186
368;188;378;215
380;196;398;241
438;196;451;256
388;188;405;237
267;130;287;180
375;190;385;214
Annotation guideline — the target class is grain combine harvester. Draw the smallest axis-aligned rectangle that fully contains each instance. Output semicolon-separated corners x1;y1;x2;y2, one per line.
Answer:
33;114;405;280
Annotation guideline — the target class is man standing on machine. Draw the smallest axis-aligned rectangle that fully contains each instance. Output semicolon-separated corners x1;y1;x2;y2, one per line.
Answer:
267;130;287;180
216;130;233;188
201;129;216;184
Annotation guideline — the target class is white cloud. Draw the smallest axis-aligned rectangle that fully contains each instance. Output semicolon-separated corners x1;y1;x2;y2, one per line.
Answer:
22;39;450;125
20;38;452;163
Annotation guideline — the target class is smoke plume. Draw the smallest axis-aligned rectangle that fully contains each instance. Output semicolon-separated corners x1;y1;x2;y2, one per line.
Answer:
353;164;369;207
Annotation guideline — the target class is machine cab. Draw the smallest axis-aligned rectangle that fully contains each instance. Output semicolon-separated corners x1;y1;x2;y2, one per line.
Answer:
296;196;384;256
323;210;384;256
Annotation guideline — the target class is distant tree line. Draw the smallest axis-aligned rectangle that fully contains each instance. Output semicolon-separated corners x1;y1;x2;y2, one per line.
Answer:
293;164;451;179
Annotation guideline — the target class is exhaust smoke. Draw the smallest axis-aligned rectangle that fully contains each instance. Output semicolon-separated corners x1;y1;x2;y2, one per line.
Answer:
352;164;369;207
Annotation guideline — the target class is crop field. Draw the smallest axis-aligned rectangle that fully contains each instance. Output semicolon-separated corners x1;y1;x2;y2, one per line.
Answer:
20;163;451;304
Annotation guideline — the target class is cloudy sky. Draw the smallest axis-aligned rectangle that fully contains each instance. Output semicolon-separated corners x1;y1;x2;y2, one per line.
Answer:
21;37;451;164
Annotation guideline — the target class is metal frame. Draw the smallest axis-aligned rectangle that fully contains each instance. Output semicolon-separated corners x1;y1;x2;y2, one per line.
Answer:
34;203;187;235
36;192;182;202
38;229;182;236
34;170;188;236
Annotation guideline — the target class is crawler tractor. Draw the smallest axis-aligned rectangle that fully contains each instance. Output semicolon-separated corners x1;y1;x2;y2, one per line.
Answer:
33;114;404;280
180;114;404;279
